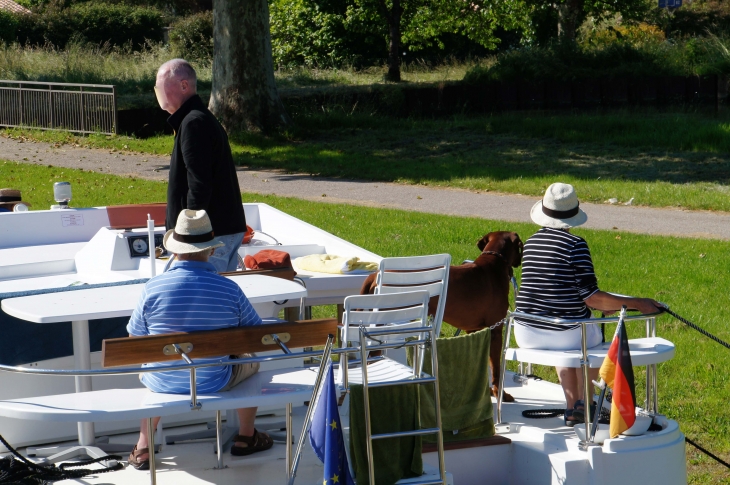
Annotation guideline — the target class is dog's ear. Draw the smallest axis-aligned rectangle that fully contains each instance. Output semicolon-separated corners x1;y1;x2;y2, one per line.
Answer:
476;233;491;251
511;233;523;268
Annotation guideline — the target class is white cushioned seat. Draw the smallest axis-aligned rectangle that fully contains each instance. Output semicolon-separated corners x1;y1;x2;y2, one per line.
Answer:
504;337;675;368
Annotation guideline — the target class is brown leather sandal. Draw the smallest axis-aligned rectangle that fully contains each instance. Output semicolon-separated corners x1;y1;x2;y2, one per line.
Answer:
231;429;274;456
128;445;150;470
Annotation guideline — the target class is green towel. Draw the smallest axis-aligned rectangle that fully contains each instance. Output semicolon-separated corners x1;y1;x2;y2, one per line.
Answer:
410;327;495;443
349;383;423;485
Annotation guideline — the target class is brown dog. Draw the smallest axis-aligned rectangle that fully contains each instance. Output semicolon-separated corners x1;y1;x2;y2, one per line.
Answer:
359;231;522;402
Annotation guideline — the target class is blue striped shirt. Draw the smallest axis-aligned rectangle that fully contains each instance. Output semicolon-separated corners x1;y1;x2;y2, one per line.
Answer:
127;261;262;393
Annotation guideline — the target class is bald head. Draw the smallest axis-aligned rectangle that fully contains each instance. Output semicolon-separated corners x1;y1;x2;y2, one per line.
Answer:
158;59;197;91
155;59;197;114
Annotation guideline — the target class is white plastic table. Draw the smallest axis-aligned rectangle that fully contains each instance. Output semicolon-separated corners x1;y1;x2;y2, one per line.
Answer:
0;274;306;461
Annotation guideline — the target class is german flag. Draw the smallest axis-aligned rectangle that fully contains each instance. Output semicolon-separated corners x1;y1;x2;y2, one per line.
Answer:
599;313;636;438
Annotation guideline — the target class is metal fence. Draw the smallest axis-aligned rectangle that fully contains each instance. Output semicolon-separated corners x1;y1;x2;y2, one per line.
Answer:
0;80;117;135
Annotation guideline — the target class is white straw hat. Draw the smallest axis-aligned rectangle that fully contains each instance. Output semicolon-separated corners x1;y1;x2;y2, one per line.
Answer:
163;209;224;254
0;188;31;208
530;183;587;229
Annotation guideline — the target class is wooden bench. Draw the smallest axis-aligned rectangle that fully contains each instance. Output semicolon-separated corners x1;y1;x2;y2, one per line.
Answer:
0;318;338;485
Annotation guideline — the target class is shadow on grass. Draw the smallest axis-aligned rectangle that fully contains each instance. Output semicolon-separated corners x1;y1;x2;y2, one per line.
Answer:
227;114;730;187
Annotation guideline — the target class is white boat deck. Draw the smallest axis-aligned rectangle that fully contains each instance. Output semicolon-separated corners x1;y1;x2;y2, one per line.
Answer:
14;405;449;485
0;371;685;485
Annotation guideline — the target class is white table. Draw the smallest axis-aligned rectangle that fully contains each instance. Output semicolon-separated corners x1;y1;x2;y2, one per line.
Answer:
0;274;307;462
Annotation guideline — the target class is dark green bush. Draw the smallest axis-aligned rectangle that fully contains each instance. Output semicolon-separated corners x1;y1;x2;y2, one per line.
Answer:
169;11;212;61
463;41;706;83
664;9;730;38
0;11;20;45
14;3;165;49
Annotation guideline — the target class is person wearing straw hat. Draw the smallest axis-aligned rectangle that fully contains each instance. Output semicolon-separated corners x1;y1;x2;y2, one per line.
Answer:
0;189;31;212
514;183;662;426
126;209;273;470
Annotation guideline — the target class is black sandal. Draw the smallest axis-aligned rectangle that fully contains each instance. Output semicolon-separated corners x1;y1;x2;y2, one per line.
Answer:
572;399;596;422
231;429;274;456
128;445;150;470
564;409;581;427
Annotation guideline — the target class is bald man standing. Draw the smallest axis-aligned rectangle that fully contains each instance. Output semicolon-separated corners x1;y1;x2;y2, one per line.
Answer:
154;59;246;273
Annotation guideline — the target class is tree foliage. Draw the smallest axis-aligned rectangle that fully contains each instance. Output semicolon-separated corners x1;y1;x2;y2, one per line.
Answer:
525;0;652;43
12;2;165;48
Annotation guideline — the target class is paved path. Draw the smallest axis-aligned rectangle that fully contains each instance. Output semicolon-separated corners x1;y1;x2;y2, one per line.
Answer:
2;135;730;240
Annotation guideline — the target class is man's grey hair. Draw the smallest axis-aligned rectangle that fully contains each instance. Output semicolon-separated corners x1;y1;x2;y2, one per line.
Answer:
158;59;197;91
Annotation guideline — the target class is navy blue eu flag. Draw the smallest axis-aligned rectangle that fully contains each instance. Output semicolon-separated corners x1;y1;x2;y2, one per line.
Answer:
309;362;354;485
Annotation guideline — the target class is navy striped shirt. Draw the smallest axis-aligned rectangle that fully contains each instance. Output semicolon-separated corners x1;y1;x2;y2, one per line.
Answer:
127;261;262;393
515;227;599;331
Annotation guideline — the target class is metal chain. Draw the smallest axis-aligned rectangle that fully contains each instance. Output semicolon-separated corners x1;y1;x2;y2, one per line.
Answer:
487;318;508;331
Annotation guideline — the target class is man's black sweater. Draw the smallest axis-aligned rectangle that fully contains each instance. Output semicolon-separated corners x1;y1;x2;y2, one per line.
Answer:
166;95;246;236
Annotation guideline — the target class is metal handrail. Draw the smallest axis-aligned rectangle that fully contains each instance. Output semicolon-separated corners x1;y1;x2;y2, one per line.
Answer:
509;309;664;326
0;79;117;135
0;347;361;377
0;80;116;89
497;307;665;450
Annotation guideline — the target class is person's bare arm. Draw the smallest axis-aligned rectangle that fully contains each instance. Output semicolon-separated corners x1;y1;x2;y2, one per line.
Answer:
584;290;663;315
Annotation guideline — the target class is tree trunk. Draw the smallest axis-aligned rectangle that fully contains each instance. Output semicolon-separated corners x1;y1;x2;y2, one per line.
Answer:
557;0;581;41
209;0;290;133
385;0;402;82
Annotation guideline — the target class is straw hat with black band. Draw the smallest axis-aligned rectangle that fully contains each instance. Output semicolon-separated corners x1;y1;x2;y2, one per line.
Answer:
163;209;224;254
530;183;587;229
0;188;31;210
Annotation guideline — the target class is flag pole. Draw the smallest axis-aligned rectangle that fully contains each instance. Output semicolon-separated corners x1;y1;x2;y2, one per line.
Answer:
579;320;594;449
288;335;334;485
589;378;607;443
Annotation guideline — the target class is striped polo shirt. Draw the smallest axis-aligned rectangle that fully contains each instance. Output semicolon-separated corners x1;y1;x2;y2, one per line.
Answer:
127;260;262;394
515;227;599;331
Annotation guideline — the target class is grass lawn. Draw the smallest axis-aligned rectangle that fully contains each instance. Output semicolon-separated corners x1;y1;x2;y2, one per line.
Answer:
2;161;729;482
6;110;730;211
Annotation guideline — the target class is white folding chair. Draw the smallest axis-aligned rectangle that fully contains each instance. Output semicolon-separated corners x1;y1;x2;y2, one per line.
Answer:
337;290;432;389
370;254;450;373
374;254;451;338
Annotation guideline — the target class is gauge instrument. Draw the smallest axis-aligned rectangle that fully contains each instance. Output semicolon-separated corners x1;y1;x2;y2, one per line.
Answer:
127;234;165;258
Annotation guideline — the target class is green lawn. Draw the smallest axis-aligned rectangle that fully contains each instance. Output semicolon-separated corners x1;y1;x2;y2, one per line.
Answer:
2;162;729;482
6;110;730;211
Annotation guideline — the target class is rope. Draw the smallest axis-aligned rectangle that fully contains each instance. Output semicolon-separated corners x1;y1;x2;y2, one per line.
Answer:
522;407;611;423
521;408;564;419
0;433;122;484
685;437;730;469
663;308;730;351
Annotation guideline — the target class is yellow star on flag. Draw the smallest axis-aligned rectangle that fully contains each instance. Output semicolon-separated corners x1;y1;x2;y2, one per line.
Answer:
332;474;340;483
323;480;327;485
330;419;337;431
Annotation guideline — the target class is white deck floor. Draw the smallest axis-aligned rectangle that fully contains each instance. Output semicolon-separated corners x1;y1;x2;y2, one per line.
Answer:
0;372;686;485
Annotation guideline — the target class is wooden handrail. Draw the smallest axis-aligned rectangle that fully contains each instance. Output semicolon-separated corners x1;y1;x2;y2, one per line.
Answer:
101;319;337;368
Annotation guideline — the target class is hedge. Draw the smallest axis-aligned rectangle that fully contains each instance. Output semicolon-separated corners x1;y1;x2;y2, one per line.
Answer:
0;10;19;45
463;38;730;83
169;11;213;61
14;3;165;49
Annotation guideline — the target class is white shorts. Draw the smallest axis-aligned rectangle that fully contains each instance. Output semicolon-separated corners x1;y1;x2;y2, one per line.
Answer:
514;321;602;351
